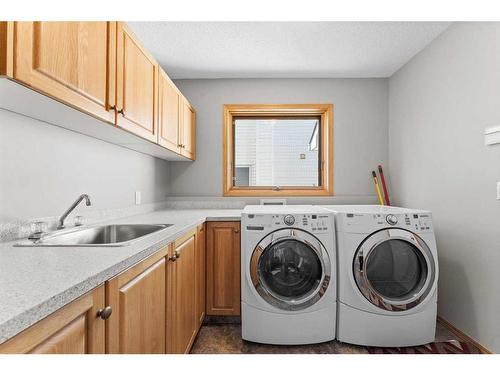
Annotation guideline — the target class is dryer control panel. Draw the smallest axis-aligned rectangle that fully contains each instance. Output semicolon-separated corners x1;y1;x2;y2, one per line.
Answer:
245;213;332;233
340;212;433;233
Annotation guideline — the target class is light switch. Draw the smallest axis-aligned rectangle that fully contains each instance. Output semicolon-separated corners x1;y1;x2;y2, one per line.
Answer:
485;125;500;146
135;191;141;205
497;182;500;200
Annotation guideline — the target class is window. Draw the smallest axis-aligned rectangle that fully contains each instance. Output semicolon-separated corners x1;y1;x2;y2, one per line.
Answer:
223;104;333;196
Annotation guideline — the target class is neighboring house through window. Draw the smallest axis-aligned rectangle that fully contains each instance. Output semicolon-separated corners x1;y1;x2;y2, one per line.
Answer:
223;104;333;196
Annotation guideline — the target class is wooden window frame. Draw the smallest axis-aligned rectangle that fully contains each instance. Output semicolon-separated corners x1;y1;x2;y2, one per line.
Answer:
223;104;334;197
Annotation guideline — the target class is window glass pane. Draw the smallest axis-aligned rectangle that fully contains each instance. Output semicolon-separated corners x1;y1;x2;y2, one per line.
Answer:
234;118;320;187
235;166;250;186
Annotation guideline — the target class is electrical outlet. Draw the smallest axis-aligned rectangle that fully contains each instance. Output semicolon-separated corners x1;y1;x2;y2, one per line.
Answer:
497;182;500;200
135;191;141;205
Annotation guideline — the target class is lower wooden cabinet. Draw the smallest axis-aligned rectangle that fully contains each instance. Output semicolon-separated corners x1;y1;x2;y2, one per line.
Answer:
105;247;168;354
195;223;206;326
169;229;198;354
0;285;106;354
0;221;232;354
206;221;241;316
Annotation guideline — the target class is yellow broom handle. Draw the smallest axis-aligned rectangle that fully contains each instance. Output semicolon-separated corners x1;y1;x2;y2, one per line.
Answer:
372;171;385;205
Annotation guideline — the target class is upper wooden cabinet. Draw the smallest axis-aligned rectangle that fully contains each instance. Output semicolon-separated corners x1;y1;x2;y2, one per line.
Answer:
158;69;180;153
180;98;196;159
1;21;196;160
0;286;105;354
206;222;241;316
12;22;116;123
116;22;158;142
105;248;167;354
158;68;196;160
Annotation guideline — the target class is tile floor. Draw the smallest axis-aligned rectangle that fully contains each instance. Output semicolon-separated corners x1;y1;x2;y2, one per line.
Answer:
191;322;461;354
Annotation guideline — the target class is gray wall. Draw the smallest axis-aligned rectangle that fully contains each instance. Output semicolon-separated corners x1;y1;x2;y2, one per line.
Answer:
171;78;388;203
389;23;500;352
0;109;170;222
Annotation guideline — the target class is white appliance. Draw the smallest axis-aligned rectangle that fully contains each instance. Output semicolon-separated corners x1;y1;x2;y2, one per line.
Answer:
322;205;439;347
241;205;337;345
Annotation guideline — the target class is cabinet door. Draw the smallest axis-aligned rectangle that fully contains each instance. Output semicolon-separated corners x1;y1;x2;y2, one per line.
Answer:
180;98;196;160
206;222;241;316
106;249;167;354
158;69;181;153
13;22;116;123
0;286;105;354
173;232;197;353
116;22;158;142
195;223;206;327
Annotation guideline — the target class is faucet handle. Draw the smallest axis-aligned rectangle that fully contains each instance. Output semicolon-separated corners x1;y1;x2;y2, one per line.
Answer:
28;221;48;241
74;215;86;227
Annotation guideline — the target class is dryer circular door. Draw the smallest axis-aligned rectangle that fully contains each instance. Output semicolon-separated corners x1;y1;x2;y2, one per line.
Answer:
250;228;331;311
353;228;436;312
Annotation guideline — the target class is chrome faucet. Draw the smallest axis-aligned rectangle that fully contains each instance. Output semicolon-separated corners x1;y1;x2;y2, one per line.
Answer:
58;194;92;229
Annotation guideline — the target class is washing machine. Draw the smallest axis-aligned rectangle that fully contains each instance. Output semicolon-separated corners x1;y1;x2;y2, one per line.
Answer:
323;205;439;347
241;205;337;345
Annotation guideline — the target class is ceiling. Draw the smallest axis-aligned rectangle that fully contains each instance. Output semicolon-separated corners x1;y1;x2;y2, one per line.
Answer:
128;22;450;79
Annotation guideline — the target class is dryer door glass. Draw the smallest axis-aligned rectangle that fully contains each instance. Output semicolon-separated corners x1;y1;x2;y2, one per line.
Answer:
259;239;322;300
365;239;428;301
353;228;436;311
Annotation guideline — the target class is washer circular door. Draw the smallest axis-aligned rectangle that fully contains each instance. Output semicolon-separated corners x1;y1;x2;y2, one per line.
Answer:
353;228;436;311
250;228;331;311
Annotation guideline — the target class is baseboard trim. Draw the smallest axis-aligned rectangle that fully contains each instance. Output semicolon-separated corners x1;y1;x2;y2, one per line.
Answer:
437;316;492;354
203;315;241;325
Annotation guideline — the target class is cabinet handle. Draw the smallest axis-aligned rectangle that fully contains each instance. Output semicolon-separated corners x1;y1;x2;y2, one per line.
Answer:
234;228;240;233
117;109;124;115
174;250;181;259
169;253;177;262
109;105;116;110
178;144;183;148
97;306;113;320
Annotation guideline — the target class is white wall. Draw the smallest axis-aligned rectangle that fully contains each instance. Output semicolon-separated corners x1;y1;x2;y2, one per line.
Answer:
389;23;500;352
170;78;388;203
0;109;170;222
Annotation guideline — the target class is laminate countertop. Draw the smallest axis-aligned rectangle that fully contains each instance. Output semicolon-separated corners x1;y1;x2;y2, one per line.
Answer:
0;209;242;345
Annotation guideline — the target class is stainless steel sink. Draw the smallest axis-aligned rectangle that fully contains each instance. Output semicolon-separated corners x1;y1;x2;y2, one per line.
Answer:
15;224;173;247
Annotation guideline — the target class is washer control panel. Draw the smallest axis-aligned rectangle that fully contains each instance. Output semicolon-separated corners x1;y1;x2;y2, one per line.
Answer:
283;215;295;226
245;213;332;233
276;214;331;232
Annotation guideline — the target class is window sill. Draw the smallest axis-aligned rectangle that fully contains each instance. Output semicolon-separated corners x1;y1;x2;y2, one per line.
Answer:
223;187;334;197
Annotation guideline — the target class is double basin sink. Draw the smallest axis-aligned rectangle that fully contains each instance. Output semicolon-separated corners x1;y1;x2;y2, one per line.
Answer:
16;224;173;247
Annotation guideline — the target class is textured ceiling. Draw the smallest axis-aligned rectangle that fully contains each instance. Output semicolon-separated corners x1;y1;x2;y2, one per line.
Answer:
128;22;450;79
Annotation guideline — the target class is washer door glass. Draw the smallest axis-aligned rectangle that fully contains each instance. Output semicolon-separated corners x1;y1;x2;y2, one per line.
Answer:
259;239;322;300
250;228;331;311
365;239;428;301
